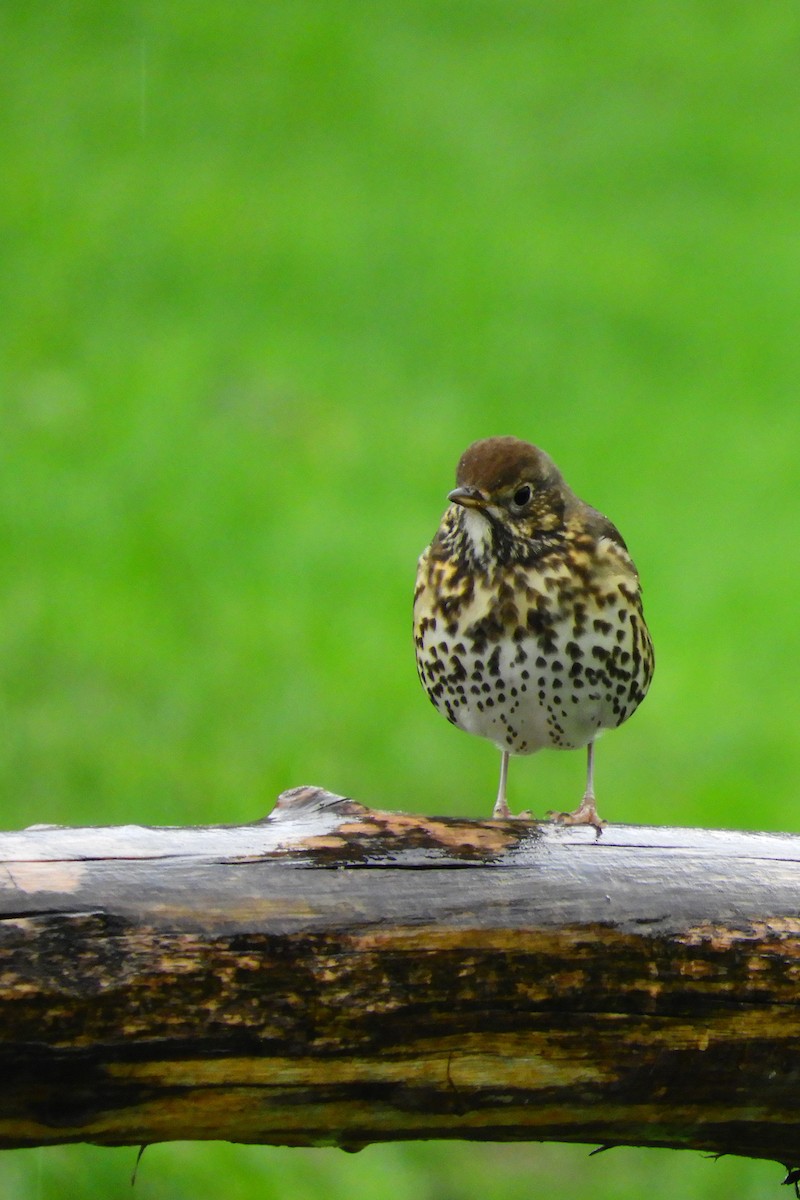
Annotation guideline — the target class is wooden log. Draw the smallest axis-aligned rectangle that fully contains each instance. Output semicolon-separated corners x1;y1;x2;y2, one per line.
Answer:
1;785;800;1175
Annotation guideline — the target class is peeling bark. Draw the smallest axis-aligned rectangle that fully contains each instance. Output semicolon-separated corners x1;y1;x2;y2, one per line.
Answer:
1;786;800;1171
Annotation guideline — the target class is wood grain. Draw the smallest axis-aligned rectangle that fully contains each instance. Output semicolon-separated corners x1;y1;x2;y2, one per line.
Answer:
2;786;800;1169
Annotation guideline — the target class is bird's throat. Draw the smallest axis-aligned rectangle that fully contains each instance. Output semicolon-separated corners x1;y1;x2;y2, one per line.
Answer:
459;507;493;564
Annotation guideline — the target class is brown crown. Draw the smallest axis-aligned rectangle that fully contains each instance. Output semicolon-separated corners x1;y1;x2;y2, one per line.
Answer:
455;437;562;495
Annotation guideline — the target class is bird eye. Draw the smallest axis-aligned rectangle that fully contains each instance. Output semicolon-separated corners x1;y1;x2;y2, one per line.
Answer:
512;484;532;508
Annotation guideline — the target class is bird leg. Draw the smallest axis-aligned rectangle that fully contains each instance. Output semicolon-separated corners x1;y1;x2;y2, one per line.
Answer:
549;740;606;834
492;750;511;819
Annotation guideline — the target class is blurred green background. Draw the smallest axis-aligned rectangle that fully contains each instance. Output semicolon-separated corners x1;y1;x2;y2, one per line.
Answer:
2;1;799;1197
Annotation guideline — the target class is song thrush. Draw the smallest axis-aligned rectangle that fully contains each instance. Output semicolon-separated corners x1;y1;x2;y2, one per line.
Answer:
413;436;654;828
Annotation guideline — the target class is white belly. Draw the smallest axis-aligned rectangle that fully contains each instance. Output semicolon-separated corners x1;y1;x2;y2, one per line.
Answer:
416;602;645;757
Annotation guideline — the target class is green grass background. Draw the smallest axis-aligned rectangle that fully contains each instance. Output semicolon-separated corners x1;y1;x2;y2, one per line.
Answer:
2;2;799;1197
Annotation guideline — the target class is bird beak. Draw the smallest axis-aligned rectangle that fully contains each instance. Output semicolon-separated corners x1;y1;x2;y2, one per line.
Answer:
448;485;488;509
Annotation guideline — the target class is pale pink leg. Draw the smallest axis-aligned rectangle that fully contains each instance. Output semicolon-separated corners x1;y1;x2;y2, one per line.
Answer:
549;741;606;834
492;750;511;819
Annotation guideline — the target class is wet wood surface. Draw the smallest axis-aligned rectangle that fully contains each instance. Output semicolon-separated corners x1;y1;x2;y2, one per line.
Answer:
2;785;800;1168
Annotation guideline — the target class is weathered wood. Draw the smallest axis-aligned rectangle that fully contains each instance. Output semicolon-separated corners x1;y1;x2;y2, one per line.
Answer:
2;785;800;1173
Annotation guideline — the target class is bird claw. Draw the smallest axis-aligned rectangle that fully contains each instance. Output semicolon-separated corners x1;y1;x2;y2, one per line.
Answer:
492;802;537;821
547;801;606;839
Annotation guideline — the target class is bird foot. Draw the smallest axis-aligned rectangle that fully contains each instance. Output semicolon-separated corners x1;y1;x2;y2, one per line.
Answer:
548;796;606;838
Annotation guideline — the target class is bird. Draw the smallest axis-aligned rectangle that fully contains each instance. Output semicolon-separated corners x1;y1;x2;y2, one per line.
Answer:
413;436;654;828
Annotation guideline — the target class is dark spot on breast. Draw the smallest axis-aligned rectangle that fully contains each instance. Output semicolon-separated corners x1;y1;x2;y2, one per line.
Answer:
526;608;553;637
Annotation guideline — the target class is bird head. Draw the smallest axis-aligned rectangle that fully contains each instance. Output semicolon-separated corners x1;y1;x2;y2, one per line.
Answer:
448;437;568;550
